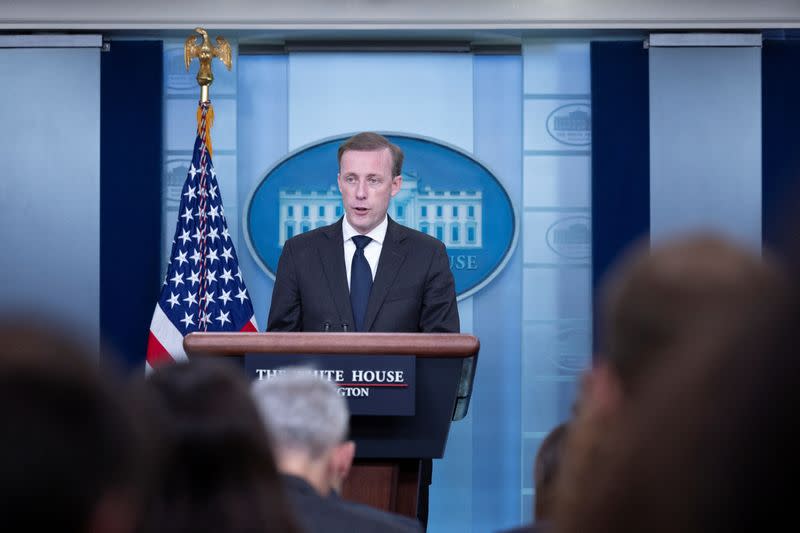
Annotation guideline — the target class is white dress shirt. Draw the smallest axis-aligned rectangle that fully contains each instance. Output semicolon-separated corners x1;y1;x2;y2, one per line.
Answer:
342;215;387;290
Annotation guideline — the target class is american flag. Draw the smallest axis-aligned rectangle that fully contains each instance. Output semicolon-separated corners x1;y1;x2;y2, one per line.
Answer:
146;102;257;369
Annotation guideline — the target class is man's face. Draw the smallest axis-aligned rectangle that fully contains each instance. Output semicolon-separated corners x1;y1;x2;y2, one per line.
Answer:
337;148;402;235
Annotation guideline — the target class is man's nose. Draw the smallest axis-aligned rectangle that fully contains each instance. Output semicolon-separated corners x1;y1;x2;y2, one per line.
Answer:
355;180;368;199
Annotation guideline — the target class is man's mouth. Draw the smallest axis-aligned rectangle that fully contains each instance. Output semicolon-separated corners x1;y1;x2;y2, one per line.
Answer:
353;207;369;214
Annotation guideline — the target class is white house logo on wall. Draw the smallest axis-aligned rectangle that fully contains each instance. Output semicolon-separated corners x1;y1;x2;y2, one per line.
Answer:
244;133;518;300
546;104;591;146
549;326;591;373
546;216;591;260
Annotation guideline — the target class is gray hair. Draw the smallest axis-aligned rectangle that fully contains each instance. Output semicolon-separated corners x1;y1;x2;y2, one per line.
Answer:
251;366;349;459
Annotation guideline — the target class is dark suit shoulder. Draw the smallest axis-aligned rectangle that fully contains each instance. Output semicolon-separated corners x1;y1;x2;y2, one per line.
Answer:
337;497;422;532
282;475;411;533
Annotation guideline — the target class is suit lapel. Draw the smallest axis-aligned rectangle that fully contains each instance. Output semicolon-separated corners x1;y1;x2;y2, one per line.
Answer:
362;218;408;332
318;219;354;328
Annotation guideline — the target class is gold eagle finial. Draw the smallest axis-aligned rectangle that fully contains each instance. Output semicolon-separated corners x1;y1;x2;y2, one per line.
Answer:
184;27;232;102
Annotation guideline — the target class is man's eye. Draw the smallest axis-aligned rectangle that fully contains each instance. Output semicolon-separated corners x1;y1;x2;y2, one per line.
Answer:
368;177;380;185
345;176;357;184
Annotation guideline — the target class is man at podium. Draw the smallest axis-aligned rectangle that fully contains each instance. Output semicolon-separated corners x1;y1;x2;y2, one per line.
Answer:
266;132;460;528
266;131;460;335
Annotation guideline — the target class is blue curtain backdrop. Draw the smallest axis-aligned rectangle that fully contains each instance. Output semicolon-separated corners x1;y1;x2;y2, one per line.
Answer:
762;39;800;253
589;41;650;351
100;40;163;371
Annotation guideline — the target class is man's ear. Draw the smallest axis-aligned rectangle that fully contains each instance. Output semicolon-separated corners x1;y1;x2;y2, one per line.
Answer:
329;440;356;493
390;174;403;197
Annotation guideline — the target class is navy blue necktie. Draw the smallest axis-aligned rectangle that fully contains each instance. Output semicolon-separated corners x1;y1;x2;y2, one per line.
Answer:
350;235;373;332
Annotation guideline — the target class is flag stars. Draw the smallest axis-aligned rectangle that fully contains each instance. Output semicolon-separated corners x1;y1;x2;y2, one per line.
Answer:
203;291;216;306
190;250;202;265
166;292;180;308
235;268;243;283
175;250;188;267
178;229;191;245
206;270;217;285
219;289;232;306
206;248;219;265
192;227;204;244
188;269;201;286
208;205;219;222
183;291;198;308
221;268;234;285
170;271;184;287
216;310;231;326
209;184;218;200
235;288;249;304
207;227;219;243
222;227;230;241
221;247;233;262
180;312;195;329
183;185;197;201
180;207;193;224
200;311;213;328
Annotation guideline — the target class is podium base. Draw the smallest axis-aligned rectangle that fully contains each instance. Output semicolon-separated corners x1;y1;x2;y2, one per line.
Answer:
342;459;424;521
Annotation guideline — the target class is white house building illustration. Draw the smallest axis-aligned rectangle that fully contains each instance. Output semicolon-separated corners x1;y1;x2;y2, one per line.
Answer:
278;171;483;249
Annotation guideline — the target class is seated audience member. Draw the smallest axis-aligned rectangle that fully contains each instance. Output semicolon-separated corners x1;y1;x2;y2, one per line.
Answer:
0;320;146;533
585;233;782;410
251;367;423;533
554;271;793;532
553;234;787;533
139;359;299;533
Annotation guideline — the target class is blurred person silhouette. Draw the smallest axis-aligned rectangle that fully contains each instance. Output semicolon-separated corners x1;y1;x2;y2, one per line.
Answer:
533;422;569;527
251;366;423;533
552;233;787;533
139;358;299;533
553;257;794;532
0;319;147;533
498;421;570;533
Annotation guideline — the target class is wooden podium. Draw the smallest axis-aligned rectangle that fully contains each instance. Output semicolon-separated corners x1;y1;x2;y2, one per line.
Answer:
184;332;479;519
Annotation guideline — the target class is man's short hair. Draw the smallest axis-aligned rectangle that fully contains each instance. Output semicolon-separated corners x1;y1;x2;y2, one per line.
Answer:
252;367;349;459
600;234;783;394
337;132;404;177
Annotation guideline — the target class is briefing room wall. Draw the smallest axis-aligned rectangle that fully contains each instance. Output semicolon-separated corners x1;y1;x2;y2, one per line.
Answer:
0;48;101;349
520;39;593;522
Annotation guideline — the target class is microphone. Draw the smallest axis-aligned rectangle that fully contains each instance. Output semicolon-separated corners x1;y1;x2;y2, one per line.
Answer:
341;322;350;332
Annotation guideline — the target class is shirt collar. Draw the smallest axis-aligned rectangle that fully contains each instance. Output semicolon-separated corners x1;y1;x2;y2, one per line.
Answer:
342;215;388;245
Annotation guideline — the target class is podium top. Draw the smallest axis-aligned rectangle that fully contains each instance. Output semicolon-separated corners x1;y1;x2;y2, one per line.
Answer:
184;332;479;358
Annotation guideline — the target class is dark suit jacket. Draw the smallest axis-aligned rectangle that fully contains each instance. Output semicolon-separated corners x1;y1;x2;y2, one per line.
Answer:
282;474;421;533
332;493;423;532
267;217;459;333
